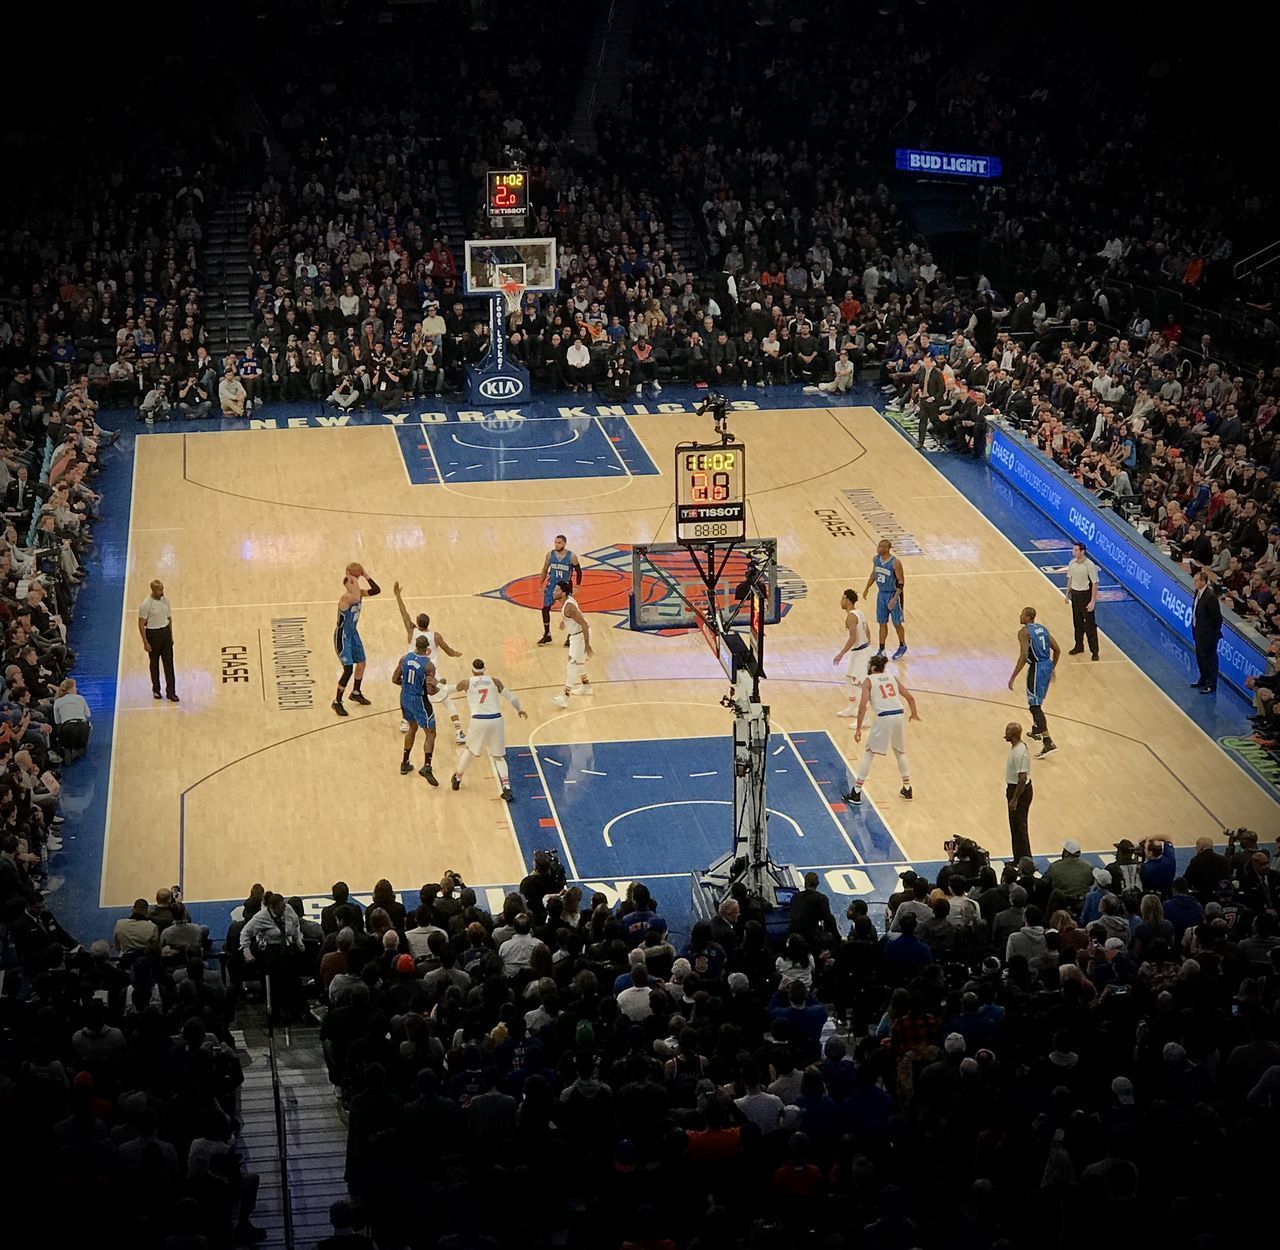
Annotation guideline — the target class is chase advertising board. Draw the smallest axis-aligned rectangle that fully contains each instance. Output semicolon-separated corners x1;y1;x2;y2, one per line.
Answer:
988;425;1267;693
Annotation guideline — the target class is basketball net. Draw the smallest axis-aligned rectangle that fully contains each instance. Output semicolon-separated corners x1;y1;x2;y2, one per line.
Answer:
499;277;525;317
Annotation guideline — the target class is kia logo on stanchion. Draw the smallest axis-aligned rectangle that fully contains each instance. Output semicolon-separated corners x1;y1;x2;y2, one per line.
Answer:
479;376;524;401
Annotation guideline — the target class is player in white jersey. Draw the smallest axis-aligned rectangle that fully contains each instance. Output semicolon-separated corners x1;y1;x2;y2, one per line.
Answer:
393;582;466;743
832;588;871;717
842;653;920;805
451;658;528;802
550;580;594;707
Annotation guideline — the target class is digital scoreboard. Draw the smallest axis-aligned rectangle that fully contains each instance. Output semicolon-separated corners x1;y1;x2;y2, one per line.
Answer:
485;168;529;221
675;442;747;543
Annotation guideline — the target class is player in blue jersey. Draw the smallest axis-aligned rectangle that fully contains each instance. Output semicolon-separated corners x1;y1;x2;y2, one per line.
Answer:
332;561;381;717
1008;605;1061;756
537;534;582;645
392;636;440;784
861;538;907;659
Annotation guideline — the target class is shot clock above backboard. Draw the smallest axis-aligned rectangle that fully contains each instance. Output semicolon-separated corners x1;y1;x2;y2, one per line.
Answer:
486;168;530;221
675;441;747;544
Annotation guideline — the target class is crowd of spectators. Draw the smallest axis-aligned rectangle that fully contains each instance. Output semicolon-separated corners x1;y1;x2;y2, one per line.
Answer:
0;364;113;882
191;826;1280;1249
0;877;271;1244
4;6;1280;1246
940;31;1280;366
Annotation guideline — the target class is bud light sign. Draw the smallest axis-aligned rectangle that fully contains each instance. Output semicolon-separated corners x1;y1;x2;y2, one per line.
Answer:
895;148;1002;179
987;426;1267;694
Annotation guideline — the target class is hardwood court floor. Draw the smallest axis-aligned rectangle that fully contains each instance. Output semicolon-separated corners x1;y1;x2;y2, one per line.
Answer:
101;408;1279;906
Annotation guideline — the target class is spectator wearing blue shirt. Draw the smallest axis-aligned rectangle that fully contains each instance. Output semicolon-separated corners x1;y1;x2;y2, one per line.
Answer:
1079;868;1113;926
881;912;933;980
1140;838;1177;896
618;883;667;947
682;921;726;981
767;980;828;1059
1163;878;1205;943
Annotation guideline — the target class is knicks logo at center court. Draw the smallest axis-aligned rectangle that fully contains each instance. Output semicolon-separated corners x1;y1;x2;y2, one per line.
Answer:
482;544;805;633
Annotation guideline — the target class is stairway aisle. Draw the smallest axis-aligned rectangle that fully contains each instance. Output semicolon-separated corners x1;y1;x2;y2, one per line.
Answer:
235;1019;350;1250
233;1024;288;1250
204;191;254;358
568;0;638;154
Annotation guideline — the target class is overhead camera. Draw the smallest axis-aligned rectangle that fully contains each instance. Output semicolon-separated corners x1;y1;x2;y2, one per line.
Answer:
697;392;731;438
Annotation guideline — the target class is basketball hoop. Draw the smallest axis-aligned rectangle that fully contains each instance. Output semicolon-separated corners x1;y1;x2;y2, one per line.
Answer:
499;276;525;317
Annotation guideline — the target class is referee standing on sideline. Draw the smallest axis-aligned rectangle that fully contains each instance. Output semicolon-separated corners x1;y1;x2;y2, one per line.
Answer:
1064;542;1100;659
138;579;179;703
1004;722;1033;861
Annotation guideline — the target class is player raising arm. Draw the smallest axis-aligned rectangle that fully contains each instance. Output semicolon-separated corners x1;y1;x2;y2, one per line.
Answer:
394;581;467;743
333;561;381;717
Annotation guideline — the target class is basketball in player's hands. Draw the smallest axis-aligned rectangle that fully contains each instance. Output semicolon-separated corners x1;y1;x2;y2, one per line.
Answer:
346;562;365;578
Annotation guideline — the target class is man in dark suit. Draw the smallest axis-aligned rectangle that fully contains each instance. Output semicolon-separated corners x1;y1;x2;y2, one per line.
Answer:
1183;523;1214;568
937;382;975;451
788;872;838;948
957;389;994;457
915;352;948;449
987;368;1012;412
4;466;43;528
1238;851;1280;919
1191;569;1223;693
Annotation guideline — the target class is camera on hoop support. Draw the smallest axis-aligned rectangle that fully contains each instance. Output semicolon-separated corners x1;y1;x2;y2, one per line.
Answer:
696;392;731;440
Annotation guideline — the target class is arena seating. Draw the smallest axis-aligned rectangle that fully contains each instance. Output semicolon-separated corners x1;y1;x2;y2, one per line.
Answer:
1;4;1278;1246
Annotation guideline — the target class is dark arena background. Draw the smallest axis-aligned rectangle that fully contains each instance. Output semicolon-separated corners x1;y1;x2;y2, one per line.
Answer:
1;2;1278;1247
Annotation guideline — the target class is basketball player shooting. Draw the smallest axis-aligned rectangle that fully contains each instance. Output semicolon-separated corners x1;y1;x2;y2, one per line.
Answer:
392;639;439;785
393;582;467;744
551;580;593;707
832;588;872;718
843;654;920;804
333;562;381;717
451;659;528;802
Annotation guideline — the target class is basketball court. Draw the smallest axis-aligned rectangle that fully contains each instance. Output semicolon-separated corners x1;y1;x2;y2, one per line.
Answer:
89;395;1278;926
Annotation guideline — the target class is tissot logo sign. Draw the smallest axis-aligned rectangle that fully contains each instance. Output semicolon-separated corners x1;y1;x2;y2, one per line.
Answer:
895;148;1003;179
478;375;524;401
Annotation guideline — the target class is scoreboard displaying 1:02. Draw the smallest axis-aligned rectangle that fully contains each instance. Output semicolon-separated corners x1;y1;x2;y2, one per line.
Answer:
675;442;747;543
486;169;529;219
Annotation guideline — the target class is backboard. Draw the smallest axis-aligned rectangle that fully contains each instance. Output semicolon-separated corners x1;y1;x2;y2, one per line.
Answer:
463;237;559;295
628;540;781;634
